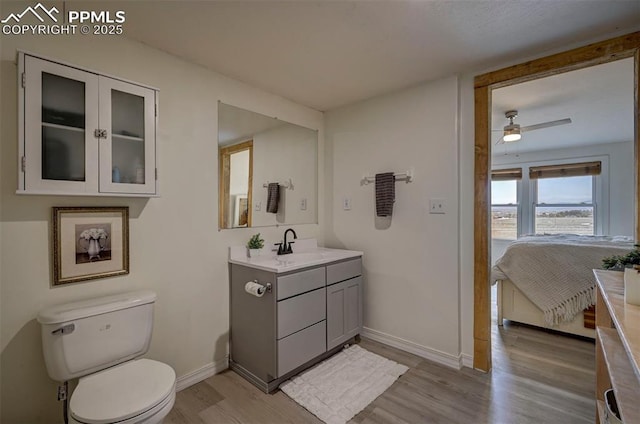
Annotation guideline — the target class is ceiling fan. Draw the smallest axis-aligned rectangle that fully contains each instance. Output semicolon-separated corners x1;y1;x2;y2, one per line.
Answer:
494;110;572;144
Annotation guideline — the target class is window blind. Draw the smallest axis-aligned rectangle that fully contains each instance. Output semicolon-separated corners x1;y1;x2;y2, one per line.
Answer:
491;168;522;181
529;161;601;179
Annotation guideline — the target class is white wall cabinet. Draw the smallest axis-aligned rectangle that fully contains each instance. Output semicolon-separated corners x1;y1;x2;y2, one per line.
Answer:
18;52;158;196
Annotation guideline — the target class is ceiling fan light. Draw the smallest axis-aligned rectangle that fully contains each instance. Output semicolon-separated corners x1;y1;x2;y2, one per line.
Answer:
503;124;521;142
503;133;521;142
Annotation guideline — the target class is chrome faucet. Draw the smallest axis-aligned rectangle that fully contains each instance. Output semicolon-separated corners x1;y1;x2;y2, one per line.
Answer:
276;228;297;255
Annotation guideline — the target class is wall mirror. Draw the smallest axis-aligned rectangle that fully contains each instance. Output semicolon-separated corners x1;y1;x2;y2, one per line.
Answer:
218;102;318;229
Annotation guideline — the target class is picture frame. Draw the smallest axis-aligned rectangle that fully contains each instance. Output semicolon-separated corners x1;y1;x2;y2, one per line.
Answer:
52;206;129;285
233;194;249;228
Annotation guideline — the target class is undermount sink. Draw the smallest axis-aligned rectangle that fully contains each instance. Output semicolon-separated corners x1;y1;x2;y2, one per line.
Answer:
229;240;363;273
276;252;326;264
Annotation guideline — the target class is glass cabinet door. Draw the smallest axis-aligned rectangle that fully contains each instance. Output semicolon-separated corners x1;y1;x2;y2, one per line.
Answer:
23;56;99;192
41;73;85;181
99;77;156;194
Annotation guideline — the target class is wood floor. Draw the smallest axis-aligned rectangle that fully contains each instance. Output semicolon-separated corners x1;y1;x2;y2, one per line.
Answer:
166;300;595;423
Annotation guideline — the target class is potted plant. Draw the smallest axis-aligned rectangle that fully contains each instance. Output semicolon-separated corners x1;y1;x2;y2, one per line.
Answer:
247;233;265;258
602;244;640;305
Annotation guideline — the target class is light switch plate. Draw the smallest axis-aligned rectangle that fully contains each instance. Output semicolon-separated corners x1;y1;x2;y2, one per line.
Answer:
429;198;447;214
255;201;261;211
300;198;307;210
343;197;352;210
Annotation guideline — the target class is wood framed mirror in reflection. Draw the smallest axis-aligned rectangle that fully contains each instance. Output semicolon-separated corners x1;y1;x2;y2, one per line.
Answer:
218;102;318;229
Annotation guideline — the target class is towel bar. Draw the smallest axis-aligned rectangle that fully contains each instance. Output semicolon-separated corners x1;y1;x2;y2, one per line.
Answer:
263;178;292;189
361;169;413;185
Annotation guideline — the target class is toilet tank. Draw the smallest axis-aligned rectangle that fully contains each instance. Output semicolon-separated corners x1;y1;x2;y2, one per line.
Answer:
37;290;157;382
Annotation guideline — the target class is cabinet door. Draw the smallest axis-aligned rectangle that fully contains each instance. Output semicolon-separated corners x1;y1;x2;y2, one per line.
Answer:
327;276;362;350
98;77;156;194
23;55;99;193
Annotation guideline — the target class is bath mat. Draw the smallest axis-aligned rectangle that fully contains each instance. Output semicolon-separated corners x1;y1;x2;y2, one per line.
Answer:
280;344;408;424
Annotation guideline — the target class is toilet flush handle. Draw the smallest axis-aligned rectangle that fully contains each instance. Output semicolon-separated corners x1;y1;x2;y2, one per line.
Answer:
51;323;75;335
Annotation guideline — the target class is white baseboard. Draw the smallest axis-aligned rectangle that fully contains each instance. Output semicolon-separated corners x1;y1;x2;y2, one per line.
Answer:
176;356;229;392
362;327;463;370
461;353;473;368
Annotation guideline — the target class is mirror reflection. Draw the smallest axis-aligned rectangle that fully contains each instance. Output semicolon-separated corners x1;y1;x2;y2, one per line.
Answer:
218;102;318;229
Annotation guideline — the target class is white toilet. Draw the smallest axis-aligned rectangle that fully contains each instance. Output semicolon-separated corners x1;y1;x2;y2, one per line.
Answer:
37;290;176;424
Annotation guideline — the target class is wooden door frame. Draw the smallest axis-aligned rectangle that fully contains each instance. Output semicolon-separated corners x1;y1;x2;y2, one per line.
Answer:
219;140;254;229
473;32;640;371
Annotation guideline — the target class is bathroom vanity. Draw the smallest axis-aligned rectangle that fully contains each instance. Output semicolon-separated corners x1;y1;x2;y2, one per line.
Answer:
228;244;363;392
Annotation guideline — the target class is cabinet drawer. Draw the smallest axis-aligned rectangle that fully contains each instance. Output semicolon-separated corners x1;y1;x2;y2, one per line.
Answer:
277;320;326;377
327;258;362;285
277;267;325;300
278;288;326;339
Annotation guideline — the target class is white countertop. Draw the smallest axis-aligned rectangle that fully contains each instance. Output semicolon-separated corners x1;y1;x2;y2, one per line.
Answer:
229;239;362;273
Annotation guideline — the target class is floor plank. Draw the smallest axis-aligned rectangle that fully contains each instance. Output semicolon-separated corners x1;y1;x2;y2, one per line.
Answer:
167;289;595;423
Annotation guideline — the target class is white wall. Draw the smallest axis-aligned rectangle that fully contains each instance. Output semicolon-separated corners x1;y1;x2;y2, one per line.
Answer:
252;124;318;227
324;35;636;369
0;30;324;424
325;77;462;364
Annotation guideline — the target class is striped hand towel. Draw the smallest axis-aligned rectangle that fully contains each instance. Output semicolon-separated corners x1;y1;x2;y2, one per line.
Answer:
375;172;395;217
266;183;280;213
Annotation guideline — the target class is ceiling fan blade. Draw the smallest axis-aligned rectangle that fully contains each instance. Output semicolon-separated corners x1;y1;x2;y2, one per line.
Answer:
495;137;505;145
520;118;571;133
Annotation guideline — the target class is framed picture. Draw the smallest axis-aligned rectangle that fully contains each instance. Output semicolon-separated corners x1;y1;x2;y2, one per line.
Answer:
52;207;129;285
233;194;249;228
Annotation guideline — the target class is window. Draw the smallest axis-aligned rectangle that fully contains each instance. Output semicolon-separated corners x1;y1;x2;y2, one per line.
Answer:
534;176;594;234
491;168;521;240
530;161;600;235
491;160;603;238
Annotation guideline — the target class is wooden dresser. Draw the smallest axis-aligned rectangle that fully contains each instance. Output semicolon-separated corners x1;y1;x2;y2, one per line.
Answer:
594;269;640;424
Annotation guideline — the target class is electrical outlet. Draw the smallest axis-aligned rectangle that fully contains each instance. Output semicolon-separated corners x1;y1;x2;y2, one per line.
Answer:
343;197;352;210
300;198;307;210
429;198;447;214
255;201;261;211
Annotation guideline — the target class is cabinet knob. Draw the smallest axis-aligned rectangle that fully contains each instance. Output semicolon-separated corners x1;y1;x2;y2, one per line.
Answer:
94;129;107;139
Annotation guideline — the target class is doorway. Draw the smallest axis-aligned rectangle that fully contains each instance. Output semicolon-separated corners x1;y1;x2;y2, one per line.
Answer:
473;32;640;371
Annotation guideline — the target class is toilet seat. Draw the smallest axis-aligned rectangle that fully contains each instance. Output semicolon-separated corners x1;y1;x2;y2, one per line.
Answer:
70;359;176;424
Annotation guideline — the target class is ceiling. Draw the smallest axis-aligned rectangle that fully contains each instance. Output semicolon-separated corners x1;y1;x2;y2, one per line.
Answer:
491;57;634;155
80;1;640;111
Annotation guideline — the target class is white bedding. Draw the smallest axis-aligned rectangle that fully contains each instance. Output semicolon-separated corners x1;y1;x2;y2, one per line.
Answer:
492;234;633;326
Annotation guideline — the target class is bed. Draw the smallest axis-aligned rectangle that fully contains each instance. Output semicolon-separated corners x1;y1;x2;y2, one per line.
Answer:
491;234;633;338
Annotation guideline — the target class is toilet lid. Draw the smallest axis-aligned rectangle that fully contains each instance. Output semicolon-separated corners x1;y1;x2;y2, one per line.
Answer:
70;359;176;424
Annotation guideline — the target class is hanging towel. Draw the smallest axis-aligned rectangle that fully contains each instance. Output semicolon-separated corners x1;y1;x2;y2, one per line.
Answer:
266;183;280;213
375;172;395;217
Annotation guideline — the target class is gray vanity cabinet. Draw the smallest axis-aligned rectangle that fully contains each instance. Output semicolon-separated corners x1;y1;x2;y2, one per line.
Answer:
229;256;362;393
